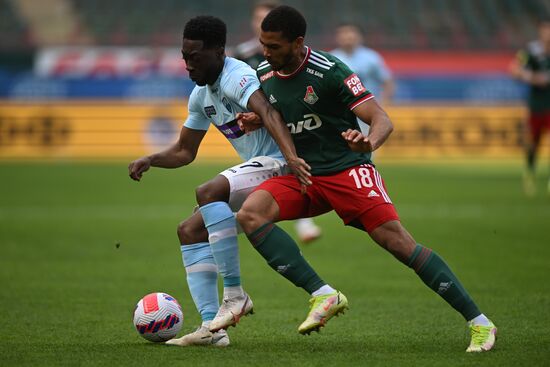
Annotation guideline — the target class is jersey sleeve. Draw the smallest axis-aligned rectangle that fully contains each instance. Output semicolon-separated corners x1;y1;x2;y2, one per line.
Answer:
330;61;374;111
183;89;210;130
222;65;261;109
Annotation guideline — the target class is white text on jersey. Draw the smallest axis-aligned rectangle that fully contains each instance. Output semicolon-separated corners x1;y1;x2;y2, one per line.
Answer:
287;114;322;134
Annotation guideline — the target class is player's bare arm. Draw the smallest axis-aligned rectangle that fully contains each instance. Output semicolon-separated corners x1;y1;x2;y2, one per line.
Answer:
236;111;263;134
342;98;393;153
510;66;549;87
128;126;206;181
246;89;312;186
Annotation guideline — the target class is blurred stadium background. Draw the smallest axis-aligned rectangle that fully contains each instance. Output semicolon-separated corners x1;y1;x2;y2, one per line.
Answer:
2;1;550;366
1;0;549;160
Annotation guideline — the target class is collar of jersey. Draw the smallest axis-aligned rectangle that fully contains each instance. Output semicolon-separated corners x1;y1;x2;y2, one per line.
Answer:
275;46;311;79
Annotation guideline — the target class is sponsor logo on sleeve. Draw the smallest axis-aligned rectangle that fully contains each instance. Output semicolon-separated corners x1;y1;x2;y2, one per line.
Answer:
344;74;366;97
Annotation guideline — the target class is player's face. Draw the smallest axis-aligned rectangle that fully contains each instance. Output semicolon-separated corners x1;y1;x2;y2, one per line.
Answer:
336;26;362;50
181;39;223;86
260;31;303;71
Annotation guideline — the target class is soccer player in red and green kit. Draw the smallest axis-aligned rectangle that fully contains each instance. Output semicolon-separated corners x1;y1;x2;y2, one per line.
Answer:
510;16;550;196
235;5;497;352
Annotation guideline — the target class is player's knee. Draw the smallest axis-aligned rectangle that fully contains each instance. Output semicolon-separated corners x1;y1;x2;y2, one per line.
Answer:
177;219;207;245
195;179;229;207
177;220;192;244
195;183;215;206
236;204;262;234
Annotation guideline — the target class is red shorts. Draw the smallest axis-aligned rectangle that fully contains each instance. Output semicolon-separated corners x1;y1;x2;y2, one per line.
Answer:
255;163;399;233
528;112;550;143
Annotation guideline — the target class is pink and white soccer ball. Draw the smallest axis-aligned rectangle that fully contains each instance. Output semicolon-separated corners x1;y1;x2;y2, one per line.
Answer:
133;292;183;342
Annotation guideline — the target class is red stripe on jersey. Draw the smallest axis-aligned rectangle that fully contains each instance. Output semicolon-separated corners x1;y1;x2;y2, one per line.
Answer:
143;293;160;314
349;94;373;110
275;47;311;79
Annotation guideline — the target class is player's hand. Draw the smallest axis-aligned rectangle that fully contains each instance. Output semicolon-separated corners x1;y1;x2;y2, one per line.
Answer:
341;129;373;153
508;60;524;79
236;112;263;135
286;156;312;187
128;157;151;181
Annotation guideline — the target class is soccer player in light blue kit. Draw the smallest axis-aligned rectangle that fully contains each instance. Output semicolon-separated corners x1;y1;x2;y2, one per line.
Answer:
330;23;394;106
331;23;394;137
128;16;314;346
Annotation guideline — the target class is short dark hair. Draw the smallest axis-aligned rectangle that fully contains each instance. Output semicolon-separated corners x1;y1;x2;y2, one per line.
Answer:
183;16;226;48
261;5;307;41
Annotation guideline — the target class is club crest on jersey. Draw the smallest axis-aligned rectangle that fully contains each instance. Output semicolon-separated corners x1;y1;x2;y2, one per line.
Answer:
303;85;319;105
204;105;216;118
222;97;233;113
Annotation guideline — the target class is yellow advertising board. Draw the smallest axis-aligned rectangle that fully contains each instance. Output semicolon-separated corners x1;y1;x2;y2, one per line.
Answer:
0;101;546;160
381;105;533;158
0;101;235;160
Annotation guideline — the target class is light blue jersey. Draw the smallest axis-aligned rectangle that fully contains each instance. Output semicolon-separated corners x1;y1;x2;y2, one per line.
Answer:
184;57;283;162
330;46;391;99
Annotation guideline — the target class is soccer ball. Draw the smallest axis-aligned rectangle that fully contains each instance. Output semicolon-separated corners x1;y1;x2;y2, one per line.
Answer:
133;292;183;342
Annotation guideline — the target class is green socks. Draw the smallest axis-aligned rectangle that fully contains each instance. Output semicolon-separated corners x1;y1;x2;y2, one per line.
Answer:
247;225;481;321
247;222;325;294
408;244;481;321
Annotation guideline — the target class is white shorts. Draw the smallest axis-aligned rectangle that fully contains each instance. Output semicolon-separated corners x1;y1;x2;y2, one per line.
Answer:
220;156;288;211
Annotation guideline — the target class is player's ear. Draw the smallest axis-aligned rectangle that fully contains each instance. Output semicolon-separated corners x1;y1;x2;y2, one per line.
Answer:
293;36;304;50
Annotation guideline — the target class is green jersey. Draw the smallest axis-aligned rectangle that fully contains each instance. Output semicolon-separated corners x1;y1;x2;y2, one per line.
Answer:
257;47;374;176
518;40;550;112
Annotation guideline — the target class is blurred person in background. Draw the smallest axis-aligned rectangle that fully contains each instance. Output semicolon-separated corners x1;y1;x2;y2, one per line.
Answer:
330;23;394;108
510;16;550;196
233;0;322;243
330;22;394;148
233;0;279;69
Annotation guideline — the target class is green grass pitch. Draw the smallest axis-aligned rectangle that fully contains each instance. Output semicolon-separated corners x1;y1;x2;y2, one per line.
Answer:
1;161;549;366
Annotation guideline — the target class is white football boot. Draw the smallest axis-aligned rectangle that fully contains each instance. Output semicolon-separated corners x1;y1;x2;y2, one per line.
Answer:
165;326;229;347
295;218;322;244
209;293;254;332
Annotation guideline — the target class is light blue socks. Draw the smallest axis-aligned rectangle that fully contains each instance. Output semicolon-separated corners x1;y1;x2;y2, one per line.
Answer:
199;201;241;289
181;242;219;322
